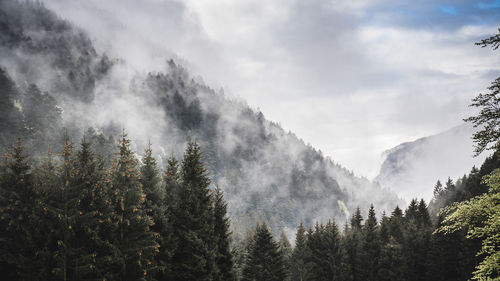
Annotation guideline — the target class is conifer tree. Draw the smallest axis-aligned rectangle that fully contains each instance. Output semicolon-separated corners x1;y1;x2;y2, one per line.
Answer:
242;222;286;281
0;139;36;280
360;205;380;281
351;207;363;230
73;139;120;280
109;134;158;280
162;156;180;280
36;139;115;280
278;231;292;281
377;237;406;281
212;187;235;281
417;199;431;228
140;144;167;277
379;212;389;244
403;200;431;281
304;221;345;281
346;209;364;281
389;206;404;243
169;142;215;281
290;221;309;281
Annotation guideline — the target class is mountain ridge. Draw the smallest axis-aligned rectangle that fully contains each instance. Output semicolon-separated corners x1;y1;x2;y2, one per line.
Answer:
0;0;403;236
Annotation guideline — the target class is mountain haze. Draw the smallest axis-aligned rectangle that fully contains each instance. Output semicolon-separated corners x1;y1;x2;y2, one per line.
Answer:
0;0;402;236
375;124;488;201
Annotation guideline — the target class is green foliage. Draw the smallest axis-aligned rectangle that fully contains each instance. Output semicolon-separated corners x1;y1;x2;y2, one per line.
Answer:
168;141;216;281
0;139;36;280
438;168;500;280
465;28;500;155
109;134;159;280
242;222;286;281
140;144;167;276
213;187;236;281
289;221;309;281
278;231;292;281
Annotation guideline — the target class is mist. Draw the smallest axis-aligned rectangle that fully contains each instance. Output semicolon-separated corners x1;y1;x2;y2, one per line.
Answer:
375;124;488;202
40;0;500;179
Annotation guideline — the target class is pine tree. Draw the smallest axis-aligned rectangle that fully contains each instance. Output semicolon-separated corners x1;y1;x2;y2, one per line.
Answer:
0;139;36;280
403;200;431;281
73;139;120;280
417;199;431;228
303;221;345;281
377;237;406;281
35;139;116;280
109;134;158;280
242;222;286;281
346;209;364;281
140;144;167;277
162;156;180;280
433;180;443;198
360;205;380;281
379;212;389;244
212;187;235;281
290;221;309;281
169;142;215;281
389;206;404;243
351;207;363;230
47;140;83;280
278;231;292;281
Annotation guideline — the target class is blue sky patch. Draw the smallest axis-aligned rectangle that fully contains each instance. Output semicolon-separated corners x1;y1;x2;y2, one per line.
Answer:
438;4;459;15
476;0;500;10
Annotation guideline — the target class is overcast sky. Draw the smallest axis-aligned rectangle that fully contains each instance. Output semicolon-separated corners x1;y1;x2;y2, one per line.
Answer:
43;0;500;178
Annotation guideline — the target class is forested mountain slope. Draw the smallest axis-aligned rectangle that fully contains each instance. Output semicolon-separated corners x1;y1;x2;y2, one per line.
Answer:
375;124;487;201
0;0;402;236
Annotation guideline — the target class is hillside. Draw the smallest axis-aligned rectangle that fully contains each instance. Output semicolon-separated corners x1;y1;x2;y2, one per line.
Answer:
0;0;402;236
375;124;487;201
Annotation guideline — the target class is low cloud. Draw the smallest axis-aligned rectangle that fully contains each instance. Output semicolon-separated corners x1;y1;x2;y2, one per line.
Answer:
42;0;500;180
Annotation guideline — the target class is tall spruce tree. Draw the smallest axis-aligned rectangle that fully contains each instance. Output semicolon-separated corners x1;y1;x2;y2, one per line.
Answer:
346;208;364;281
0;139;36;280
169;142;215;281
360;205;380;281
109;134;158;280
140;144;167;277
162;156;180;280
290;221;309;281
242;222;286;281
73;139;120;280
304;221;345;281
278;231;292;281
212;187;235;281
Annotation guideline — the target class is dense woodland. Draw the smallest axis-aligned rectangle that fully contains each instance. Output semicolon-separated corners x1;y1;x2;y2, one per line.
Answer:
0;134;499;281
0;0;499;280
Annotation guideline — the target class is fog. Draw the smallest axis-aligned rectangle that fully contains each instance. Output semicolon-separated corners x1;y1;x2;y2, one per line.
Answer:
41;0;500;179
1;0;497;236
375;124;489;202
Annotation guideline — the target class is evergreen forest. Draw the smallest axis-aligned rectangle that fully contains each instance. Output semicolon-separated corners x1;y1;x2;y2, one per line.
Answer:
0;1;499;280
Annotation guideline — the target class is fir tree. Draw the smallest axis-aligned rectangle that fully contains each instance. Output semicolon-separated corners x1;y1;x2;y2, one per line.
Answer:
140;144;167;277
377;237;406;281
212;187;235;281
73;139;120;280
360;205;380;281
278;231;292;281
242;222;286;281
161;156;180;280
290;221;309;281
346;210;364;281
169;142;215;281
109;134;158;280
0;139;36;280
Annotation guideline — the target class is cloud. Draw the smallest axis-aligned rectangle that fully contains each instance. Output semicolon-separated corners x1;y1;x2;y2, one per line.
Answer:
41;0;500;181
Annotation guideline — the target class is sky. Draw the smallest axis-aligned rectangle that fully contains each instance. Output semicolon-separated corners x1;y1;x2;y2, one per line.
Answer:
43;0;500;178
